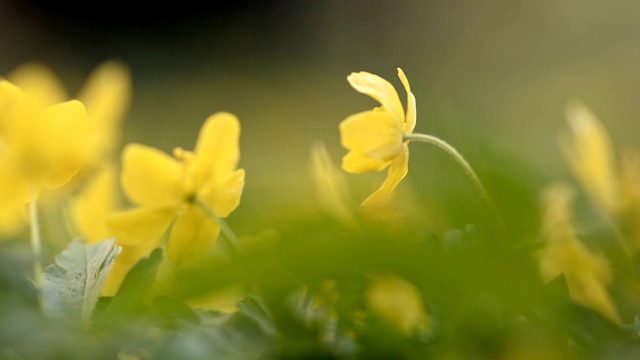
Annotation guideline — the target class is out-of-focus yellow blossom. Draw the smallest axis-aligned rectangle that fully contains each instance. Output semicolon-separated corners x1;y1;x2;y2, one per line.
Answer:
560;102;618;216
0;80;92;235
537;182;620;323
339;68;416;206
365;274;430;335
559;102;640;252
9;61;131;168
310;142;356;226
70;163;120;244
107;112;245;265
309;142;420;227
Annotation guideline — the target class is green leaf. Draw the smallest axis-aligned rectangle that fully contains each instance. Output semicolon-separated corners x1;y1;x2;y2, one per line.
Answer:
107;248;163;313
91;249;164;333
41;239;121;324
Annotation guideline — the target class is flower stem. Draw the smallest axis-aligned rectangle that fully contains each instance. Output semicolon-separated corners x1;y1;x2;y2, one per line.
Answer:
194;199;240;254
403;133;497;215
29;186;42;288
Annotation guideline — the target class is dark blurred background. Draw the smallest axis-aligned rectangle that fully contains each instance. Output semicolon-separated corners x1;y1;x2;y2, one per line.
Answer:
2;0;640;232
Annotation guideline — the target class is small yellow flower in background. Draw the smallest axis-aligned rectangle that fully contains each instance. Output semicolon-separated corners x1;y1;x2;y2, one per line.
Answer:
560;102;618;216
365;274;431;335
537;182;620;323
0;80;93;235
107;112;245;265
340;68;416;206
309;142;357;226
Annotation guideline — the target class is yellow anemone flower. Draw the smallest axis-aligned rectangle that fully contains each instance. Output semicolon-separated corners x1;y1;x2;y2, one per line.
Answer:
8;61;131;164
537;182;620;323
0;81;92;234
107;112;244;265
339;68;416;206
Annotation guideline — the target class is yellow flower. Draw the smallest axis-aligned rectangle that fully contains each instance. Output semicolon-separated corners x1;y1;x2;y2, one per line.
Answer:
8;61;132;168
309;142;357;226
560;102;618;216
537;182;620;323
107;112;245;265
339;68;416;206
365;274;431;335
0;80;92;234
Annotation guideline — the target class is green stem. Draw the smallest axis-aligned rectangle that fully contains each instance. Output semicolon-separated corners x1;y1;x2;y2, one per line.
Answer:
403;133;497;216
194;199;240;254
29;186;42;288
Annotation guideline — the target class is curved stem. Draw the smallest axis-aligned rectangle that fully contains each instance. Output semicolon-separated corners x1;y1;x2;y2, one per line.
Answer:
30;186;42;287
404;133;497;215
194;199;240;254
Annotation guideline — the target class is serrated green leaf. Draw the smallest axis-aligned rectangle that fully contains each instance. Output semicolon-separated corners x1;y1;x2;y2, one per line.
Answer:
41;239;121;324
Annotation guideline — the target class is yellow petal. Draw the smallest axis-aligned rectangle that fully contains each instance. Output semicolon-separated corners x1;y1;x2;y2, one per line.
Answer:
39;100;91;188
347;71;405;125
561;102;618;215
78;61;132;156
167;205;220;265
106;207;176;246
7;63;68;108
340;110;403;161
0;80;31;133
121;144;185;209
361;144;409;207
397;68;416;134
198;169;244;218
193;112;241;188
5;99;89;189
70;163;120;243
342;151;390;174
0;163;30;236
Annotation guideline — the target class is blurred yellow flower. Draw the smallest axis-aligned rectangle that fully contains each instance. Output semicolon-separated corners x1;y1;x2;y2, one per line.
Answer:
309;142;356;226
107;112;245;265
537;182;620;323
561;102;618;216
0;80;92;234
339;68;416;206
8;61;132;169
365;274;430;335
